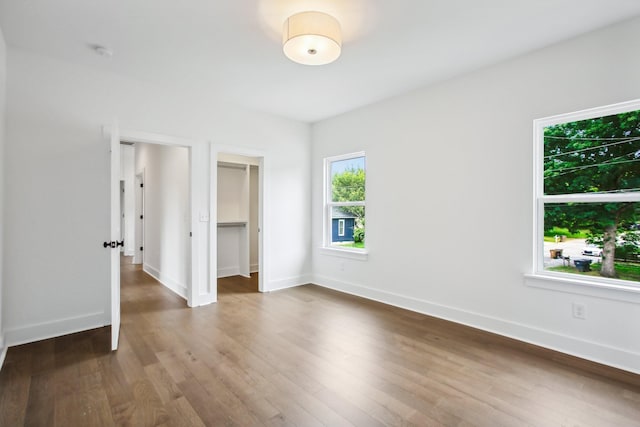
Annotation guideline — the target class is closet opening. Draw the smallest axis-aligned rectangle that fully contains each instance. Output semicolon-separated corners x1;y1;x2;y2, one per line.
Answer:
216;152;262;295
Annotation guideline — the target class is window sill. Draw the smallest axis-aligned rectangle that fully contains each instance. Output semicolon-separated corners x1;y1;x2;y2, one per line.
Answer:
319;247;369;261
524;272;640;303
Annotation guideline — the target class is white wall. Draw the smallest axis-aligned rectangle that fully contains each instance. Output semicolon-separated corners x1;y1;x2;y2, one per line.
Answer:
120;144;135;256
0;25;6;357
311;17;640;374
217;165;248;223
135;143;190;297
217;226;245;278
3;47;311;345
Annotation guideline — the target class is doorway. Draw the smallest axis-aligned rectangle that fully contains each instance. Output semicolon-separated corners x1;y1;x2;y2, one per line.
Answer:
122;142;191;301
113;129;211;309
213;148;265;300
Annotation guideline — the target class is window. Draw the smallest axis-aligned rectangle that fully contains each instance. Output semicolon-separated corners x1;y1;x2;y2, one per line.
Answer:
534;100;640;286
324;152;366;251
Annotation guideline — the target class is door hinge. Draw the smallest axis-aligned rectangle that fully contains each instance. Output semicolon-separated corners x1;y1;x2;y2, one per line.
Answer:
140;246;144;251
190;232;192;237
140;183;144;188
140;215;143;219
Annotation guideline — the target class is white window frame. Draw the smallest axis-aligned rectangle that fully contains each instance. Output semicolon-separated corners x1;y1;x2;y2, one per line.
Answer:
322;151;368;260
338;219;345;237
528;99;640;295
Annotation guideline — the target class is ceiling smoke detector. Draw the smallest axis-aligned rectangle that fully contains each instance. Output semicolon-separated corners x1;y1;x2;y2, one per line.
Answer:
93;45;114;58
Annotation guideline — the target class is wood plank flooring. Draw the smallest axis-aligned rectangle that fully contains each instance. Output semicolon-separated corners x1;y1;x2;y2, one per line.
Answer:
1;258;639;426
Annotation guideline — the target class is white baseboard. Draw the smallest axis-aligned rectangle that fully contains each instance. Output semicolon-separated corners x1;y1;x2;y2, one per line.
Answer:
312;274;640;375
192;294;217;307
124;250;135;257
143;264;187;300
266;274;311;292
250;263;259;274
218;266;241;278
0;334;6;371
0;347;6;371
4;311;106;347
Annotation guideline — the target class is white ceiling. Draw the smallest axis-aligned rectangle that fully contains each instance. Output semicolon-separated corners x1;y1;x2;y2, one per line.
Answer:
1;0;640;123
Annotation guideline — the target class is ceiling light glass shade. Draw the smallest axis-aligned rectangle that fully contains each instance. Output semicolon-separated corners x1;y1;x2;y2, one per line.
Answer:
282;11;342;66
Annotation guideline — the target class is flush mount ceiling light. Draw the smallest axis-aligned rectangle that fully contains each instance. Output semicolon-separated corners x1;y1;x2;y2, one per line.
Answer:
282;11;342;66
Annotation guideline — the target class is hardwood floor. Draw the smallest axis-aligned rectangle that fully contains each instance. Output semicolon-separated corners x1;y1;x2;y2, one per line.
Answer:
1;259;639;426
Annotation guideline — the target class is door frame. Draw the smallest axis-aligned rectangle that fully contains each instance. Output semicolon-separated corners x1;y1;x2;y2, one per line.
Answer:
119;180;125;248
107;127;212;309
211;144;267;298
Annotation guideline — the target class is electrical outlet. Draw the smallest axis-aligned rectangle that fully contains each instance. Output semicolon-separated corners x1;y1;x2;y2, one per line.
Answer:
572;302;586;319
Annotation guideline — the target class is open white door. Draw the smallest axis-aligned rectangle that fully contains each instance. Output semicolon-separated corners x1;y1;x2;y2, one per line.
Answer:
109;124;121;350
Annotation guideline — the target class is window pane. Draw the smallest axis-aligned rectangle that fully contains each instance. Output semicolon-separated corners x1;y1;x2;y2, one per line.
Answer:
543;109;640;195
331;156;365;202
543;202;639;283
330;206;365;248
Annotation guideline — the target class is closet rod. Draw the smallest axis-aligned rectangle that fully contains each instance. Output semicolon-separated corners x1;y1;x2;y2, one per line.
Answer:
217;221;247;227
217;161;247;170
